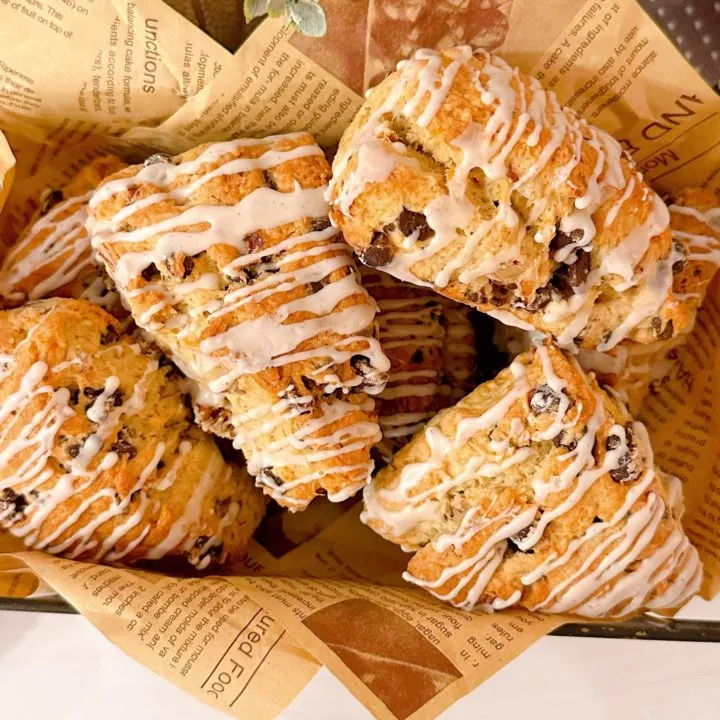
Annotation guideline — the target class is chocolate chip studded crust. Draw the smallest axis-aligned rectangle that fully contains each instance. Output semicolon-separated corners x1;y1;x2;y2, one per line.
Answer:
329;47;693;353
577;186;720;412
89;133;391;510
0;299;264;568
362;342;702;617
361;267;477;462
0;156;127;315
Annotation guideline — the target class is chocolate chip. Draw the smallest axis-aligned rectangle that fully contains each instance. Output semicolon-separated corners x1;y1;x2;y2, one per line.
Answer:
109;389;124;407
311;217;331;232
361;231;394;267
157;460;165;470
488;281;512;307
141;263;159;282
67;442;82;458
100;326;120;346
182;255;194;278
257;467;282;488
593;516;603;523
550;252;590;299
144;153;172;166
246;232;263;253
672;238;687;272
553;430;577;451
309;280;325;294
550;227;584;253
507;524;536;554
530;384;561;413
568;251;590;287
111;431;137;459
40;189;65;216
609;423;640;483
659;319;674;340
83;386;103;399
0;488;28;519
66;386;80;405
411;349;424;364
528;286;553;311
262;170;278;190
397;209;431;240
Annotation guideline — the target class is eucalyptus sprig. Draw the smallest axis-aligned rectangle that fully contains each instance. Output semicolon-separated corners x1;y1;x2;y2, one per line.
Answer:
244;0;328;37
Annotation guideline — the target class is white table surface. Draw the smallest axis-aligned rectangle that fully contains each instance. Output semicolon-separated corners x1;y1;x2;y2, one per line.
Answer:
1;595;719;720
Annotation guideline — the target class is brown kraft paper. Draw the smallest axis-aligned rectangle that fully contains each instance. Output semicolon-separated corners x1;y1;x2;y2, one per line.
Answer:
1;0;720;719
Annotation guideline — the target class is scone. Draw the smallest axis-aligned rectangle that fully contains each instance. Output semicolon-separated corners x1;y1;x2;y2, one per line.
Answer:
361;267;477;461
576;186;720;411
329;47;691;352
0;299;264;568
88;133;391;510
0;156;127;314
362;342;702;617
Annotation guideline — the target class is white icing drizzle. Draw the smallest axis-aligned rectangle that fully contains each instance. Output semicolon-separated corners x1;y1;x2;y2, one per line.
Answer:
0;193;94;302
91;134;392;506
0;315;232;565
333;47;678;351
365;346;701;616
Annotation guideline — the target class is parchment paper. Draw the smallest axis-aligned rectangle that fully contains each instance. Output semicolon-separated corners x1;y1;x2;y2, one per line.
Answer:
1;1;719;718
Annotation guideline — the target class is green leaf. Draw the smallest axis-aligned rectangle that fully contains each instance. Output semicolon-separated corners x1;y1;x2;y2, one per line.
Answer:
243;0;270;23
288;0;327;37
267;0;287;18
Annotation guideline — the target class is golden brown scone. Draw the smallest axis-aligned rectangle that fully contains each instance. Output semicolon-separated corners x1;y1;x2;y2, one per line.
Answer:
0;156;127;315
0;299;264;568
361;267;477;461
329;47;693;352
362;342;702;617
88;134;391;510
576;186;720;412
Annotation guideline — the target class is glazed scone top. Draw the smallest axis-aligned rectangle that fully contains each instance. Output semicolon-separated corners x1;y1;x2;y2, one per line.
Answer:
363;343;702;617
329;47;687;352
88;133;391;509
0;299;263;567
0;156;126;312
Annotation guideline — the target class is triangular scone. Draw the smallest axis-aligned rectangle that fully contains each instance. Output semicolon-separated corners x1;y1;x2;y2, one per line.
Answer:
0;156;127;315
363;342;702;617
89;133;390;509
329;47;692;353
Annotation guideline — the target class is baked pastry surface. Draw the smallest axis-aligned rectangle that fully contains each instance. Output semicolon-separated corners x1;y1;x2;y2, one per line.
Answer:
0;299;264;568
329;47;692;352
89;133;390;509
363;342;702;617
577;186;720;411
0;156;126;314
361;267;477;461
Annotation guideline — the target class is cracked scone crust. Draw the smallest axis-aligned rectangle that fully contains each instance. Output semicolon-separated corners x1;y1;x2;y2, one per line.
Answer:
362;342;702;617
89;133;390;510
361;267;477;462
0;299;264;568
329;47;692;352
0;156;127;315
